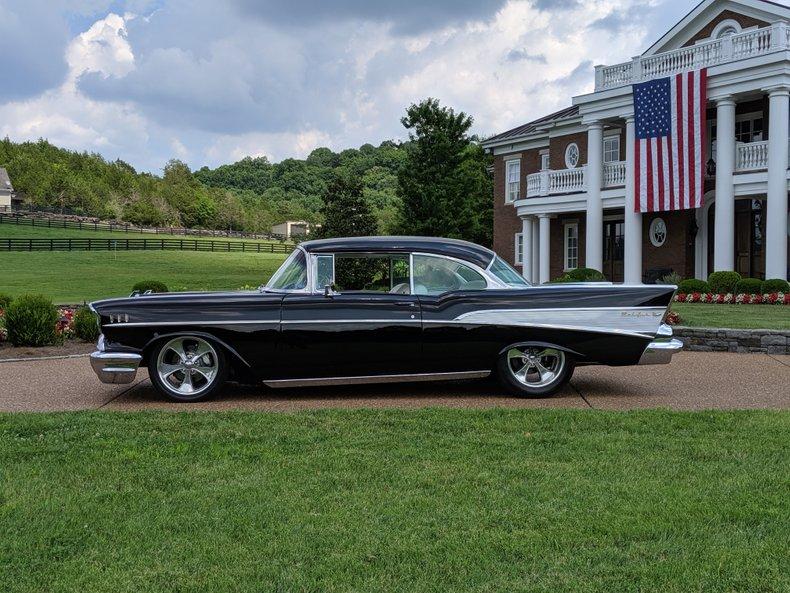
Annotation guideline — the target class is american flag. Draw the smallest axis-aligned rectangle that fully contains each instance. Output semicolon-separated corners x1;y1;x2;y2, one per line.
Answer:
633;69;707;212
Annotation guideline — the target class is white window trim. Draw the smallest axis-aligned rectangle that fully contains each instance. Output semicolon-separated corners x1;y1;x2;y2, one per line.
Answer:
505;159;520;203
564;143;580;169
603;133;621;163
515;233;524;265
563;222;579;271
539;150;550;171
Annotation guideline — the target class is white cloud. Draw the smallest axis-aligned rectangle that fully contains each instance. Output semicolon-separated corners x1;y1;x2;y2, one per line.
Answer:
0;0;687;172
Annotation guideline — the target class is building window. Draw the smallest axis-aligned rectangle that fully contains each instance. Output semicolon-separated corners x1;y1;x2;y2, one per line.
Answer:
649;217;667;247
564;143;580;169
564;222;579;270
604;135;620;163
506;159;520;203
515;233;524;265
540;151;550;171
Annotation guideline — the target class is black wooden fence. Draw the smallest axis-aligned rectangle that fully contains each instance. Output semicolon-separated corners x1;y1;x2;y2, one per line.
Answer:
0;237;292;253
0;212;290;242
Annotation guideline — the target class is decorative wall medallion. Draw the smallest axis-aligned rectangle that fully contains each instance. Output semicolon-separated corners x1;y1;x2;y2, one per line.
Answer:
650;217;667;247
564;143;579;169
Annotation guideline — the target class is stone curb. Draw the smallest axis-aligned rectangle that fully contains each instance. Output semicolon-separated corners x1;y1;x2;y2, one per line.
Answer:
0;353;91;364
673;326;790;355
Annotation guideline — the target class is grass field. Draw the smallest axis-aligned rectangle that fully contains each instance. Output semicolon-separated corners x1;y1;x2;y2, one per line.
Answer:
0;409;787;593
0;250;287;303
672;303;790;330
0;219;291;245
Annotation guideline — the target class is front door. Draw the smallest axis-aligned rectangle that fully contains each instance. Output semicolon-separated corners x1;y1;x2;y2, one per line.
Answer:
278;253;422;379
602;220;624;282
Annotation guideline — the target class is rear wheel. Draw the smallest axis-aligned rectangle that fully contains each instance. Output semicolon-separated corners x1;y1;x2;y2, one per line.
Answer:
150;336;227;402
497;345;573;398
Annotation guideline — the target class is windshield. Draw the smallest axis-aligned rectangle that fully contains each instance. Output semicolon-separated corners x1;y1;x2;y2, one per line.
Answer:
266;249;308;291
488;256;530;287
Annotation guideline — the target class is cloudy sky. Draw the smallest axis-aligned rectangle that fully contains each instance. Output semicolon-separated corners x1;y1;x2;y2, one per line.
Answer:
0;0;693;173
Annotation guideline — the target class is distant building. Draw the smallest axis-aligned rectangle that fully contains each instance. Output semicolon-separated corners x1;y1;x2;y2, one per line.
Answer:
0;168;13;210
271;220;312;240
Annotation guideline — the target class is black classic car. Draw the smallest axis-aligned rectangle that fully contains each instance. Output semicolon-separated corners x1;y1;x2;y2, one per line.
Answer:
89;236;682;402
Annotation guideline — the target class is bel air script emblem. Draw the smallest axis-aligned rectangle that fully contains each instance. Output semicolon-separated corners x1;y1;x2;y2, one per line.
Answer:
621;311;663;318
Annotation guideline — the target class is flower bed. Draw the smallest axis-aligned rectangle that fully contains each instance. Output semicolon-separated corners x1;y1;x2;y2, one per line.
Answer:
674;292;789;305
0;306;76;343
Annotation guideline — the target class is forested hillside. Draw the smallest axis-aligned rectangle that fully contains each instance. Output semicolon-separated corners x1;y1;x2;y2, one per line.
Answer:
0;137;406;234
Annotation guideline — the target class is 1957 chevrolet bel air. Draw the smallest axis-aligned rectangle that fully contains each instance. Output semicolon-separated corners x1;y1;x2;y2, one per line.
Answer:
89;236;682;402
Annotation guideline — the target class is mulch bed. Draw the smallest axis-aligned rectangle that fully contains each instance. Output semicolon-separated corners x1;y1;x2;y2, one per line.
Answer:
0;340;95;360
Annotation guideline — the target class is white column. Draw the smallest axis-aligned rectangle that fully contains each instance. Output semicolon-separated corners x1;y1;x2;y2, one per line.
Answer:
765;87;789;280
521;216;533;281
531;217;540;284
714;97;736;271
539;214;551;284
586;122;604;271
623;116;642;283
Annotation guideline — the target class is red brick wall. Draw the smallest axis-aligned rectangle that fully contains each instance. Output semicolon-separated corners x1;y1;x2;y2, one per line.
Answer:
492;148;543;268
542;209;696;282
550;132;587;170
682;10;770;47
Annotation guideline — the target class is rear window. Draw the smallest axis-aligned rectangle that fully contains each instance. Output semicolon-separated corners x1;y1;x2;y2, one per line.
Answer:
489;256;530;287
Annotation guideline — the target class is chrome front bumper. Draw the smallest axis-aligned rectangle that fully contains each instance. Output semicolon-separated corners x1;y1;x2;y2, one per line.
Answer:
90;336;142;384
638;323;684;365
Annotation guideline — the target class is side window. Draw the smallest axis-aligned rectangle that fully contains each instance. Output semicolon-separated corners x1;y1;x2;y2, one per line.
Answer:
412;255;487;295
316;255;334;289
329;254;411;294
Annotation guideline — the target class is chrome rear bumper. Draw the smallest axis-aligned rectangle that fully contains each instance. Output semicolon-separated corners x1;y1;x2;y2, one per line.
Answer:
90;336;142;384
638;323;684;365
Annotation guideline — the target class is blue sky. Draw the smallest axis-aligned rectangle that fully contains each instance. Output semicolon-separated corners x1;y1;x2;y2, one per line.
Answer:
0;0;693;173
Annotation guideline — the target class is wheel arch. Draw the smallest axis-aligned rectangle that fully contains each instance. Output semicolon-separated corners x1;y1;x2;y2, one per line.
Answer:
498;341;584;360
142;331;251;375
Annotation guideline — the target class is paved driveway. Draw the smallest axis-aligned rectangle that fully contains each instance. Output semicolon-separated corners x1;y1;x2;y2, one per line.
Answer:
0;352;788;412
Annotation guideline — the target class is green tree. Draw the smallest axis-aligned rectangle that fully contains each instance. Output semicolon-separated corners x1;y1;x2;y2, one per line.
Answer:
316;174;377;239
396;98;493;246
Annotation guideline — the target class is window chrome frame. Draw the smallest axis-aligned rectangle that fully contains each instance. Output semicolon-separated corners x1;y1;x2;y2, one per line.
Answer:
262;245;312;294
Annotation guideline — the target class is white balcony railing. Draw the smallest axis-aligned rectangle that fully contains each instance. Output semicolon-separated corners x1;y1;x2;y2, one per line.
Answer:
736;141;769;171
525;161;628;198
595;22;789;91
603;161;627;187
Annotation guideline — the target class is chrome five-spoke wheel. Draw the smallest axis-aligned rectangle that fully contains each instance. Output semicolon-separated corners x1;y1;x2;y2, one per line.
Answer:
152;336;226;401
497;345;573;398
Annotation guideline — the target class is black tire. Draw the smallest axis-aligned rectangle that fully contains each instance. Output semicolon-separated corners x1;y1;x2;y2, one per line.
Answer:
496;345;574;398
149;335;228;402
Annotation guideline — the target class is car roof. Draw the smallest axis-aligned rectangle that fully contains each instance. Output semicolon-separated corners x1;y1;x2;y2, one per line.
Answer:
299;236;496;269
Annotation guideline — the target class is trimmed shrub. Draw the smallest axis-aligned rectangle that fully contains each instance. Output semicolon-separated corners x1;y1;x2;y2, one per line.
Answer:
5;294;61;347
551;267;607;283
73;307;100;342
677;278;710;293
707;271;741;295
132;280;169;294
734;278;762;295
761;278;790;294
0;293;12;311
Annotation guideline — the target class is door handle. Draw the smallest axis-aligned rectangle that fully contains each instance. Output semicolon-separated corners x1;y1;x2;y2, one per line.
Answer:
394;301;417;307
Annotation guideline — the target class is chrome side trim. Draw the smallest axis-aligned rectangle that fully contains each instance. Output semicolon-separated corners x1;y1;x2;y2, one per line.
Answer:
105;320;280;327
263;370;491;388
281;319;421;325
452;307;665;337
90;351;142;384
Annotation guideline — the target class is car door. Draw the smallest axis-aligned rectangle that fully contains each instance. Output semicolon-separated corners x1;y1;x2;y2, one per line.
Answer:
277;253;422;379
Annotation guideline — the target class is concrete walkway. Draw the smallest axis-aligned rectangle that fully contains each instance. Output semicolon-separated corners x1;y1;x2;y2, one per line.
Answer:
0;352;788;412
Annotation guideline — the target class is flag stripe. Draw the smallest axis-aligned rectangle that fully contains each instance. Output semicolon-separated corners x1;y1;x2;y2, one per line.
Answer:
633;68;706;213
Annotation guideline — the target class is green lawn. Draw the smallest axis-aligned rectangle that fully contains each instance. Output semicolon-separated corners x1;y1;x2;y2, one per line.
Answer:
672;303;790;330
0;219;292;245
0;250;287;303
0;409;787;593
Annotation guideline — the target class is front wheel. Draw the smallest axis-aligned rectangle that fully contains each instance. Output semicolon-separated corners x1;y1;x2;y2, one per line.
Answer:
497;345;574;398
150;336;227;402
